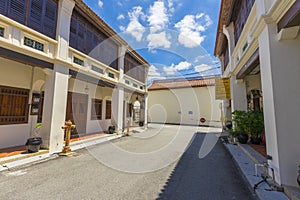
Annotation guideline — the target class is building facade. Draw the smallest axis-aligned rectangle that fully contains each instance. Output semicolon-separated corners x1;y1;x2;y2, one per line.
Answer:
148;77;222;127
215;0;300;187
0;0;149;152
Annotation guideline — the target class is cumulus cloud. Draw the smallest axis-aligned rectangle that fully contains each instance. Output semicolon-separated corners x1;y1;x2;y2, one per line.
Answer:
147;31;171;49
194;64;214;73
117;14;125;20
148;65;166;79
163;61;192;75
175;13;213;48
126;6;146;41
148;1;169;33
98;0;103;8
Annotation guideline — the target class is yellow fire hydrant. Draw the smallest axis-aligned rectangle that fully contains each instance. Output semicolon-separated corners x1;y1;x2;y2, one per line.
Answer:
60;120;76;155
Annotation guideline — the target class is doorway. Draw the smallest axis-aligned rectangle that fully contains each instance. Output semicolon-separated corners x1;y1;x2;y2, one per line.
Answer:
66;92;88;136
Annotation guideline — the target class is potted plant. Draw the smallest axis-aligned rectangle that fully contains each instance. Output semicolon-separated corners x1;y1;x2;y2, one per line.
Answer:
297;165;300;186
108;125;116;134
26;123;43;153
247;110;264;144
231;110;249;144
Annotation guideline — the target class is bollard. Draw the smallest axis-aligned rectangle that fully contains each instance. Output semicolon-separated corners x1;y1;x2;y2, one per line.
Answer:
60;120;76;155
126;119;130;136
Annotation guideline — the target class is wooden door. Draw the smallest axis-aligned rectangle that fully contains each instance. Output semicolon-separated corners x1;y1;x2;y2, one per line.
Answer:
66;92;88;136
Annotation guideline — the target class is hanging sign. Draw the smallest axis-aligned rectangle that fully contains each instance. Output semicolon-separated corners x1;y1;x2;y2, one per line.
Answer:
215;78;231;100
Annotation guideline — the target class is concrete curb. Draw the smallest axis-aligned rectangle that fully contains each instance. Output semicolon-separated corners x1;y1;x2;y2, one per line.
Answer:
221;139;289;200
0;133;125;172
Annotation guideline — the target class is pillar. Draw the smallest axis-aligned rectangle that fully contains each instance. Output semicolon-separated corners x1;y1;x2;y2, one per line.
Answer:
111;86;124;132
40;65;69;153
144;93;148;127
258;22;300;186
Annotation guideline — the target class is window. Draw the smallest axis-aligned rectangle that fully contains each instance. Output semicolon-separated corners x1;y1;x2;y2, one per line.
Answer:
91;65;104;74
91;99;102;120
108;72;115;79
0;0;58;39
69;10;119;70
0;27;4;37
105;100;111;119
24;37;44;52
0;85;29;125
73;57;84;66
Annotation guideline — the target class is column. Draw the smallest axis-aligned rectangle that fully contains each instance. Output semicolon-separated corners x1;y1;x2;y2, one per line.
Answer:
111;86;124;132
40;65;69;153
230;76;247;112
144;93;148;127
258;22;300;186
56;0;75;60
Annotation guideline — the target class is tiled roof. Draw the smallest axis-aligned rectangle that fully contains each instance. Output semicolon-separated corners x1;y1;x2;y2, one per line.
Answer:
148;77;216;91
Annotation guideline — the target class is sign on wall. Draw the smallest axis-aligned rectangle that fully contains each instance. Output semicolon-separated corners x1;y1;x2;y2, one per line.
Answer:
215;78;231;100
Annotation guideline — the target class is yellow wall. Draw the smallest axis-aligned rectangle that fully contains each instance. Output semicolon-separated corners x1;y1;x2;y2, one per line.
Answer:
148;86;222;127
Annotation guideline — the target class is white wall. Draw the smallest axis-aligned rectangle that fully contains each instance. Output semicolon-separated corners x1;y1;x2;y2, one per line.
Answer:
148;86;222;127
259;24;300;186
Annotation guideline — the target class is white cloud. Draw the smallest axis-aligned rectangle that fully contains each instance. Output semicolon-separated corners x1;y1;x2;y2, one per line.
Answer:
126;6;146;41
194;64;214;73
194;54;211;63
175;13;213;48
163;61;191;75
98;0;103;8
148;1;169;33
119;26;125;32
147;31;171;49
148;65;166;79
163;65;176;75
174;61;191;70
117;1;122;6
117;14;125;20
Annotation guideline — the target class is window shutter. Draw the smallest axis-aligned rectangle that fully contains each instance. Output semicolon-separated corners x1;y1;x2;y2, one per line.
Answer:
0;0;8;15
7;0;27;24
43;0;58;39
28;0;44;33
77;21;85;53
69;16;77;49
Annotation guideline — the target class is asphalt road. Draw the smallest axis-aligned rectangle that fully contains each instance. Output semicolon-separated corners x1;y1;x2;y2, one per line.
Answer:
0;124;257;200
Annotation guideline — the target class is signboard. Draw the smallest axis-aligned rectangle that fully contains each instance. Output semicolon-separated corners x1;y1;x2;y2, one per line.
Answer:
215;78;231;100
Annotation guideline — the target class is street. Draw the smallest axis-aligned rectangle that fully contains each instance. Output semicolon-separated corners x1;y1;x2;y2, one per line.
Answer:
0;124;257;200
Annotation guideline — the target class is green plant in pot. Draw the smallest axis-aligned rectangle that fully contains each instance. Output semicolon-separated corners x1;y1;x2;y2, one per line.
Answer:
26;123;43;153
231;110;249;144
247;110;264;145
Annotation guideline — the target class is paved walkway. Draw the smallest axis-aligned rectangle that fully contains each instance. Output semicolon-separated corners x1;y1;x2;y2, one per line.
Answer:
0;124;257;200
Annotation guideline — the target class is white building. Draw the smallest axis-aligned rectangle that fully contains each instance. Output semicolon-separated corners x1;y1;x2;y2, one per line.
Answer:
148;77;222;127
214;0;300;187
0;0;149;153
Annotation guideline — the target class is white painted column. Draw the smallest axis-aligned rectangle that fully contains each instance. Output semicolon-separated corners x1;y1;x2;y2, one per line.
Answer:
40;65;69;153
144;93;148;127
258;23;300;186
230;76;247;112
111;86;124;132
56;0;75;60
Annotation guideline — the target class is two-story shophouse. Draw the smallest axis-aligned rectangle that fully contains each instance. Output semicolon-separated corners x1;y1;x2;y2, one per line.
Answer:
214;0;300;187
0;0;149;153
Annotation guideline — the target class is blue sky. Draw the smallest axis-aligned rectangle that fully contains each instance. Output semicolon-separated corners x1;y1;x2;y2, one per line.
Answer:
84;0;221;82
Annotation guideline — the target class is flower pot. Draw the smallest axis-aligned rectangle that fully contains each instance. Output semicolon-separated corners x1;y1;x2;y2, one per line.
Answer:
237;133;248;144
139;121;144;127
26;137;42;153
250;137;261;145
108;126;115;134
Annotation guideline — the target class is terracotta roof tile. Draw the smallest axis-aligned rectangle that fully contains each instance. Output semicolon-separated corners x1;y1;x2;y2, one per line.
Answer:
148;77;216;90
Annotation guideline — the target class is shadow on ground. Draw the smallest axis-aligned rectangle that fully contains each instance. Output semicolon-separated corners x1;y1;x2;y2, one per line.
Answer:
157;133;257;200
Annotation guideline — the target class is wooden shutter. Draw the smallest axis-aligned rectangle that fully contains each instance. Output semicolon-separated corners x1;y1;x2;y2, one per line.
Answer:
28;0;44;33
105;100;111;119
43;0;57;39
7;0;27;24
0;0;8;15
69;15;77;49
0;86;29;125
